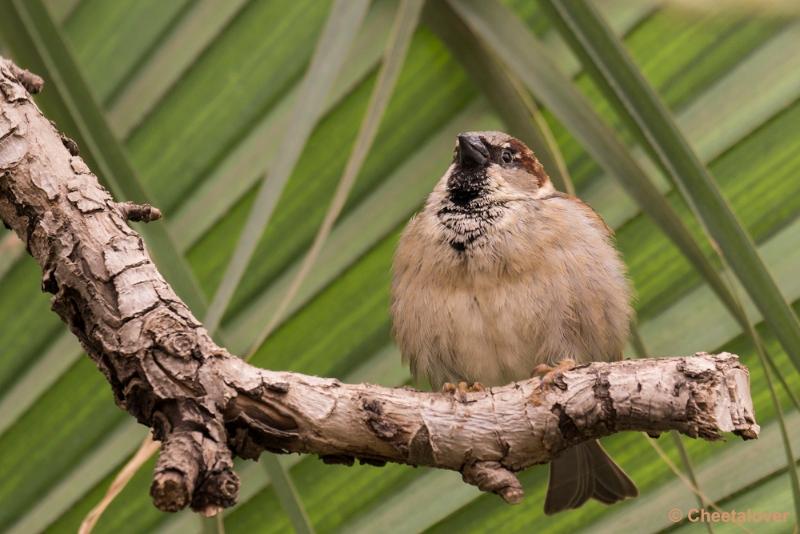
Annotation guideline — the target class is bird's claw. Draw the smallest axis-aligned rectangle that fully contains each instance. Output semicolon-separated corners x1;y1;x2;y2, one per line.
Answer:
531;359;576;388
531;363;553;378
442;381;484;402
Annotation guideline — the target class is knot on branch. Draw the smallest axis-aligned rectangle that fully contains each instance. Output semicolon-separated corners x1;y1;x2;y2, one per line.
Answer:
151;429;239;515
151;432;202;512
117;201;162;223
224;394;299;459
145;309;198;359
462;461;523;504
61;133;79;156
9;64;43;94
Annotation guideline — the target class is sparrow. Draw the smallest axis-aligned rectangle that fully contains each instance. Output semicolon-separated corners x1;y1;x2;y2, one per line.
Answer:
390;131;638;514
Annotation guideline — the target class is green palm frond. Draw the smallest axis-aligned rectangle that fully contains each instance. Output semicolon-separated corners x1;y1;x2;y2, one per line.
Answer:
0;0;798;532
203;0;372;333
538;0;800;518
541;0;800;375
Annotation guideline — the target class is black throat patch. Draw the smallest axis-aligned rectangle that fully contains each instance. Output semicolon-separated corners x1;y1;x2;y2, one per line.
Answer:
436;188;505;254
446;167;489;206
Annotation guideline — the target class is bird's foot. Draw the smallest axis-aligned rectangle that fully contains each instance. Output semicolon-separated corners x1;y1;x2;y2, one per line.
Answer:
531;359;576;388
442;381;485;402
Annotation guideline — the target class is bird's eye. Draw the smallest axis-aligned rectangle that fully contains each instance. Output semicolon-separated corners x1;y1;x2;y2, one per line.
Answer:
501;149;513;164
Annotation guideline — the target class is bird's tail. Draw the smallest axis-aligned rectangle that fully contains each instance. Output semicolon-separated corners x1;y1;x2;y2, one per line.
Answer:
544;440;638;515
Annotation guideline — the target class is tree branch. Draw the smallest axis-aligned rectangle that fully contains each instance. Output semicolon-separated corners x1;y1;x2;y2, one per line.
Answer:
0;56;760;515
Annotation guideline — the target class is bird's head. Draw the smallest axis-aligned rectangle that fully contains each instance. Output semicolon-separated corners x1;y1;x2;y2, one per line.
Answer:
427;131;554;253
444;131;552;206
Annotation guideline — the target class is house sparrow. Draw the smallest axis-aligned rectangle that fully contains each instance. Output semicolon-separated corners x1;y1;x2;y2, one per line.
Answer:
391;131;637;514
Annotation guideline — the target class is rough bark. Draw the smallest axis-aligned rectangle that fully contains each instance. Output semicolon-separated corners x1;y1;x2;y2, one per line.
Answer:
0;57;760;514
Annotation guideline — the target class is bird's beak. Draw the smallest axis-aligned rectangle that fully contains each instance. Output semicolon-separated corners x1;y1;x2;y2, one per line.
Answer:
458;134;489;167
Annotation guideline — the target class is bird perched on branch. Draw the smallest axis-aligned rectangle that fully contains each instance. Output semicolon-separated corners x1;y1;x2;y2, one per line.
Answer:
391;131;637;514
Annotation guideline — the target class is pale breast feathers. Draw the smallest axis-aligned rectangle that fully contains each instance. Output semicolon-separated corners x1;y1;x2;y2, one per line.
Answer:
391;192;632;389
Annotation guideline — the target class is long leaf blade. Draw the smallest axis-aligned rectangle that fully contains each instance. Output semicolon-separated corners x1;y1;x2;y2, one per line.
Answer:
542;0;800;375
250;0;425;351
106;0;250;139
203;0;372;333
539;1;800;518
261;456;315;534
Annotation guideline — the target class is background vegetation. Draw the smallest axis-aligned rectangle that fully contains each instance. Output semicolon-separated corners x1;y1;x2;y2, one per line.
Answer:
0;0;799;532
